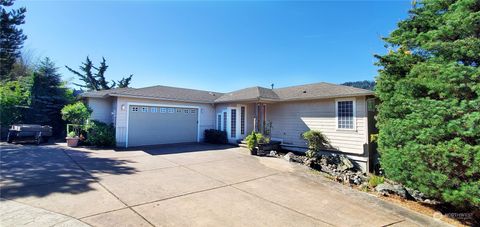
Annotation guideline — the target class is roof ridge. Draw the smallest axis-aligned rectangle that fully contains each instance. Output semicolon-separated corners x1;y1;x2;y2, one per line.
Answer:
133;84;223;94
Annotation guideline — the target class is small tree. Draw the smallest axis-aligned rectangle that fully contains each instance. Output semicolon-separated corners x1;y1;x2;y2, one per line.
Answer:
61;102;91;125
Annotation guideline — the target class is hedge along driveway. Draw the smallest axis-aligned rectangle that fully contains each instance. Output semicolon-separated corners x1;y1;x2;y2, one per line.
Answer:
0;143;449;227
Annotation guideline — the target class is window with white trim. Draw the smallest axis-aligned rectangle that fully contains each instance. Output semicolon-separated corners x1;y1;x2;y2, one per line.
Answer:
184;109;189;114
223;112;227;131
337;100;355;129
231;109;236;138
141;107;148;112
217;114;221;130
190;109;196;114
160;107;167;113
151;107;158;113
168;108;174;113
132;107;139;112
240;106;245;135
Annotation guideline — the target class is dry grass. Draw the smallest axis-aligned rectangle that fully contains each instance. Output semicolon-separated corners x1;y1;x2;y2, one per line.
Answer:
366;192;478;227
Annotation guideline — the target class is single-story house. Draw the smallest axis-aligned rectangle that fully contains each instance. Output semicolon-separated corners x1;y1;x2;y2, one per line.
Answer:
80;82;377;171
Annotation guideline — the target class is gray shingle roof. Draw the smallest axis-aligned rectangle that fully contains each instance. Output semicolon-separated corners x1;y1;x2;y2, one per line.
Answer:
273;82;374;101
214;82;373;103
81;82;374;103
81;85;223;103
213;86;279;103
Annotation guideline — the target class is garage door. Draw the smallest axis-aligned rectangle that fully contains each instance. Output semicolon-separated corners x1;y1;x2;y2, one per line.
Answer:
127;105;198;147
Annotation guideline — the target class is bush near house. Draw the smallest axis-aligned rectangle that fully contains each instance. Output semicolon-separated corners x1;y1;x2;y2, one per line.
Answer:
375;0;480;208
204;129;227;144
85;120;115;147
302;130;330;158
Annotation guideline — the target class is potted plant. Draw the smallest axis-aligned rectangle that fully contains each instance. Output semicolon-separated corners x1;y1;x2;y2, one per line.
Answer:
66;131;79;147
245;132;260;155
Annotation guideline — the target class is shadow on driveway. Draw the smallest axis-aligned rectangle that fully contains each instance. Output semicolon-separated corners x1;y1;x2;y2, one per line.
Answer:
127;142;237;156
0;143;137;199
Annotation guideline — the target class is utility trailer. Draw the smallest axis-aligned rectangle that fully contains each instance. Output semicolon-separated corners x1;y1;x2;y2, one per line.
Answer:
7;124;52;145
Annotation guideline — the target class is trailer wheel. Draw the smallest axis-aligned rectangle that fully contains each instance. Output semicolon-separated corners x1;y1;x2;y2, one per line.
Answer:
35;132;43;145
6;132;14;143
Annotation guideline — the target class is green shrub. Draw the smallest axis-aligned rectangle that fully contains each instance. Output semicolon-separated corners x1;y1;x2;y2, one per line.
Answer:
302;130;329;157
0;81;30;127
245;132;267;151
67;131;77;138
85;120;115;147
61;102;91;125
375;0;480;207
368;175;384;188
204;129;227;144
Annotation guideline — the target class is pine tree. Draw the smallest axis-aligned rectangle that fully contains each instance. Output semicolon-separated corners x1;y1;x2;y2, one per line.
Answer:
375;0;479;207
66;56;133;91
117;74;132;88
30;57;72;134
0;0;27;80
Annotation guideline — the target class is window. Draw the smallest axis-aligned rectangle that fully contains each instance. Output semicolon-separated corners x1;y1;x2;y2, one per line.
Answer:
190;109;196;114
168;108;175;113
160;107;167;113
184;109;189;114
132;107;139;112
217;114;222;130
337;100;355;129
231;109;236;138
223;112;227;132
176;108;182;113
151;107;158;113
240;106;245;135
141;107;148;112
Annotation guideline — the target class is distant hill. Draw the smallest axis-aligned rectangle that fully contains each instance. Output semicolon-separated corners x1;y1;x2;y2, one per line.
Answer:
341;80;375;91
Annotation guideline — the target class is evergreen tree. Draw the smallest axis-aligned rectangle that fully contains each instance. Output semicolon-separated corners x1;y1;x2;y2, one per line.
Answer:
375;0;479;207
66;56;133;90
117;74;132;88
0;0;27;80
341;80;375;90
30;57;73;134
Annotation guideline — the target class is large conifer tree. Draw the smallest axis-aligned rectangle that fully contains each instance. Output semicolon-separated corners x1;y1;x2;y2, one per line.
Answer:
375;0;479;207
0;0;26;80
30;58;72;134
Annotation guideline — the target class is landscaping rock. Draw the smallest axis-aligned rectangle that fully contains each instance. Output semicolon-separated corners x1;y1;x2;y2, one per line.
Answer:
375;183;408;198
269;150;278;156
405;187;426;202
284;152;294;162
338;155;354;171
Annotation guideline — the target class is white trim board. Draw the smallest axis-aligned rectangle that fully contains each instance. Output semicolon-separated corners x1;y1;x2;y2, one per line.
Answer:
125;102;201;148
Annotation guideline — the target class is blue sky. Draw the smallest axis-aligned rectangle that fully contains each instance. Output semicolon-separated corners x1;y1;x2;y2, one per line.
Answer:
18;0;411;92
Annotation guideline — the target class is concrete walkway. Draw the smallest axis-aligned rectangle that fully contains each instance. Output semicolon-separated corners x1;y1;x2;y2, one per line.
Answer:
0;143;450;227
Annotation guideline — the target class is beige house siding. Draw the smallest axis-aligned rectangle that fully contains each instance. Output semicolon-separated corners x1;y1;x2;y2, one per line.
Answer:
268;96;368;155
87;97;113;124
114;97;216;147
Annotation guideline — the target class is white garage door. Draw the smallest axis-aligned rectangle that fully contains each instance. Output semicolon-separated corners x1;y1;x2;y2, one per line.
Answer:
127;105;198;147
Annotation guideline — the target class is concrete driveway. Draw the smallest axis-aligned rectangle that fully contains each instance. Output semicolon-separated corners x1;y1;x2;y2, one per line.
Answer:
0;143;448;227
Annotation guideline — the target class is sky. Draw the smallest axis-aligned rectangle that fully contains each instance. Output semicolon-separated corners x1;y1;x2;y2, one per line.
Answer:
17;0;411;92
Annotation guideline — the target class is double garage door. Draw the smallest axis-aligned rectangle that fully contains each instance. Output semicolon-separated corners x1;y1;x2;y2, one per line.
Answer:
128;105;198;147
